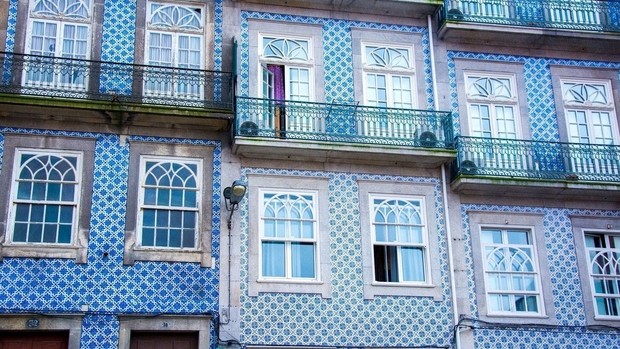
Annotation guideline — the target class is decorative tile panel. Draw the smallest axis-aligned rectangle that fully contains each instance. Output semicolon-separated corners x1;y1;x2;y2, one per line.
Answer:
238;167;453;347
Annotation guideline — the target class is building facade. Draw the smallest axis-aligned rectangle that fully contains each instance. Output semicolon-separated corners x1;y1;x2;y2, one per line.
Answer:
1;0;620;348
0;0;232;347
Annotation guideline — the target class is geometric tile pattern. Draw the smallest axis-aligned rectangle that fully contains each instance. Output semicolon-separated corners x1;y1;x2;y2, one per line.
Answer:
239;11;434;109
238;167;453;347
447;51;620;140
0;127;222;348
461;203;620;346
4;0;17;52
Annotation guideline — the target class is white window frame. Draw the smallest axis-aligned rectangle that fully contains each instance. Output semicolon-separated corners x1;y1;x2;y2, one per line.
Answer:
464;72;521;139
0;134;95;263
24;0;93;91
144;2;205;100
247;174;331;298
258;189;319;281
8;148;82;246
582;230;620;320
561;79;620;145
468;211;557;324
369;194;430;285
123;141;213;267
136;155;202;251
358;181;442;300
361;42;416;109
258;34;315;102
480;226;545;316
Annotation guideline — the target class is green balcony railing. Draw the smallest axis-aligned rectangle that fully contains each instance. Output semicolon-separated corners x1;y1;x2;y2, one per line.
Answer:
235;97;454;149
453;136;620;182
440;0;620;32
0;51;234;110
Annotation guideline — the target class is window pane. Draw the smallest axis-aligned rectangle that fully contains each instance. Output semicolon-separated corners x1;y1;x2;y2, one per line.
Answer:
262;241;285;277
291;242;315;278
401;247;425;282
142;228;155;246
182;228;195;248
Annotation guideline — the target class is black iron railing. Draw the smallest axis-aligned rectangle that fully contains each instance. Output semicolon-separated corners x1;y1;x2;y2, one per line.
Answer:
453;136;620;182
0;51;234;110
235;97;455;149
440;0;620;32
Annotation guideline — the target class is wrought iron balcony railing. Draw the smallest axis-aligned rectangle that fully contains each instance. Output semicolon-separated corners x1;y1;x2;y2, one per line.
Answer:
235;97;454;149
0;51;234;110
453;136;620;182
440;0;620;32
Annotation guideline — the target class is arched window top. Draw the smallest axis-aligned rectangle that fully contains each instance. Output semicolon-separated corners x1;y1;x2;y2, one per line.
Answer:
466;76;514;100
562;82;609;105
263;193;314;220
143;161;198;189
262;37;310;62
364;46;411;70
149;3;203;31
31;0;91;19
19;153;77;183
486;247;535;272
373;198;422;225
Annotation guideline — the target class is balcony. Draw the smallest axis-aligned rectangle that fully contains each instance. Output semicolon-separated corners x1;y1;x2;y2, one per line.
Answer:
232;0;443;18
0;52;234;130
233;97;456;167
451;136;620;199
438;0;620;52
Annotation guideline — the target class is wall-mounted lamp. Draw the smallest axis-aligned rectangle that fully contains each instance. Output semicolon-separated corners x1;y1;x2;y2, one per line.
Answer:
224;180;247;229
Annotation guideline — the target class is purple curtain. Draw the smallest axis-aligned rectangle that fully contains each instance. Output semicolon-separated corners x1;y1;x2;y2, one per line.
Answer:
268;65;285;101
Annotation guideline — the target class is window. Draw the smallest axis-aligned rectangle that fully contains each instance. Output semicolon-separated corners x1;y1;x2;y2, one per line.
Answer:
145;2;205;100
0;134;95;263
247;174;331;298
358;181;441;300
561;80;619;146
468;211;556;323
371;196;428;284
259;191;317;280
462;72;528;171
571;216;620;325
24;0;92;90
9;150;81;245
465;74;519;139
137;157;201;249
124;142;213;266
259;34;316;135
584;232;620;318
481;228;542;315
362;44;415;110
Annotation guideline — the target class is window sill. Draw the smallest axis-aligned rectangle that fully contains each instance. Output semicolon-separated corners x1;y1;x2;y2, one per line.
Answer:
257;278;323;285
123;230;212;267
1;240;87;264
371;281;435;288
249;278;331;298
485;313;549;319
364;282;442;300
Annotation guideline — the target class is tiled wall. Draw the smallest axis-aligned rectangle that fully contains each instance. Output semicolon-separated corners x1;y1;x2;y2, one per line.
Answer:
0;128;222;347
237;167;453;347
238;11;434;107
447;51;620;141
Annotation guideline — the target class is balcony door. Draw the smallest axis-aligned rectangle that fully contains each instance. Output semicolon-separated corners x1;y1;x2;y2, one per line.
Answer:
465;74;525;171
24;0;92;91
260;36;316;136
145;2;204;101
562;80;620;176
361;44;416;139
